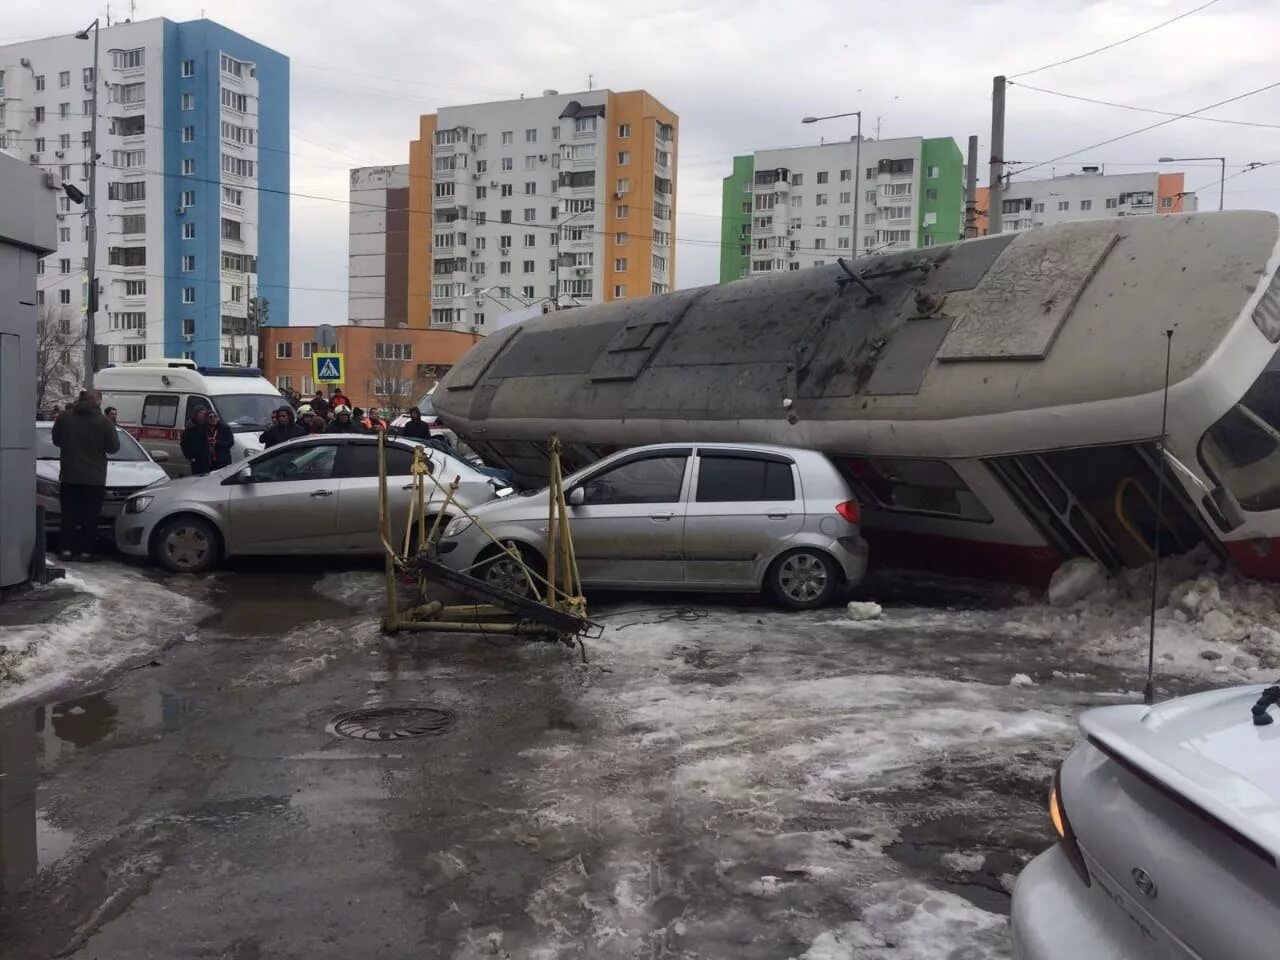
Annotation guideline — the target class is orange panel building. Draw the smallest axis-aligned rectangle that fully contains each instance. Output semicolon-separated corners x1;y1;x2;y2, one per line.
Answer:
260;325;480;412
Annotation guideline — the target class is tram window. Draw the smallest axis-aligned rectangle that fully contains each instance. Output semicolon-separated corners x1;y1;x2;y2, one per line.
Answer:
836;457;992;522
1198;369;1280;512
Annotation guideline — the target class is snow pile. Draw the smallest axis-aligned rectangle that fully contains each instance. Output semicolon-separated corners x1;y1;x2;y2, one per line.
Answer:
0;564;211;705
845;601;883;620
1009;673;1036;688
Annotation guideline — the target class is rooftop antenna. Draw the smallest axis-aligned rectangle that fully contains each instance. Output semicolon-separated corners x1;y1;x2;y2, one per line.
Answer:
1143;327;1175;706
587;73;594;91
105;2;111;25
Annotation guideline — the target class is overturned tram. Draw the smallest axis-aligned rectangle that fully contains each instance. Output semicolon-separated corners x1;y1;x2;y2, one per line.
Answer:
434;211;1280;588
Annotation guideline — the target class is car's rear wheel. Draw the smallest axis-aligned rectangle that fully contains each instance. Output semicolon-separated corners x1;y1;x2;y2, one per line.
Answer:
153;516;221;574
478;542;542;598
768;548;840;610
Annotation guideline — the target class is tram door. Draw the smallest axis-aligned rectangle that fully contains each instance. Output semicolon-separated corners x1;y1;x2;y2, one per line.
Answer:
988;443;1218;573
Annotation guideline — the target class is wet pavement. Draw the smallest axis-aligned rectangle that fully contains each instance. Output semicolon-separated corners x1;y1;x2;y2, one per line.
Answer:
0;561;1178;958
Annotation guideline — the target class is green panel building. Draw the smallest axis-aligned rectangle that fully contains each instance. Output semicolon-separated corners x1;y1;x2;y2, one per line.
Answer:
720;154;754;283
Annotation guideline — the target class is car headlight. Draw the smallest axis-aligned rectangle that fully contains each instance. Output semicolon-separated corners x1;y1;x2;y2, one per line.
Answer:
125;495;154;514
443;516;473;538
36;477;60;498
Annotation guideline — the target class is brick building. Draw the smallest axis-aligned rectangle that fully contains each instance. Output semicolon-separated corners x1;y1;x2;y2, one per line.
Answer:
260;324;479;412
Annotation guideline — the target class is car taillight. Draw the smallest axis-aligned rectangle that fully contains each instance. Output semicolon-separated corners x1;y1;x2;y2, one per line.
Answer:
835;500;861;524
1050;767;1091;887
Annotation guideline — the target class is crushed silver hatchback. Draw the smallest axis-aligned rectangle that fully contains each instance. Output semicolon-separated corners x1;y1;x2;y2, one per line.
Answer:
1011;684;1280;958
115;434;507;573
435;442;868;609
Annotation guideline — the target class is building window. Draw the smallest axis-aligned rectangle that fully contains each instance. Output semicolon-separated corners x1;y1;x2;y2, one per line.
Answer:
59;289;71;304
182;222;196;240
525;128;537;143
814;239;826;250
34;106;45;122
616;204;629;219
276;342;293;359
618;123;631;138
124;280;147;297
816;171;829;184
58;102;69;118
840;169;852;181
1057;200;1069;211
221;218;242;241
182;190;195;207
183;287;196;304
524;181;537;195
276;375;293;391
302;342;318;359
615;232;627;245
522;259;535;273
500;184;513;197
181;158;195;176
1160;196;1174;209
815;194;828;206
58;258;71;275
865;190;876;203
374;342;413;360
230;286;243;302
501;157;513;171
125;344;146;362
1033;202;1045;213
82;99;93;116
220;89;248;111
182;92;194;110
34;75;45;91
181;59;195;77
221;154;255;178
222;186;243;206
617;151;630;166
182;255;195;272
616;178;630;193
110;311;145;331
928;165;940;178
112;48;144;69
1106;197;1118;209
791;174;803;186
502;131;513;145
524;233;537;247
1080;199;1092;211
521;285;535;300
120;213;146;234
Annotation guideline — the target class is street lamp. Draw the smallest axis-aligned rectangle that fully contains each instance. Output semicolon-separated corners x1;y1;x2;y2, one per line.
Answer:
1159;156;1225;211
803;110;862;256
75;18;100;387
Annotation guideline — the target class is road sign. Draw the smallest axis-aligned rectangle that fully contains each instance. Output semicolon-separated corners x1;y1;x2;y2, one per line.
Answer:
317;323;337;349
313;352;344;384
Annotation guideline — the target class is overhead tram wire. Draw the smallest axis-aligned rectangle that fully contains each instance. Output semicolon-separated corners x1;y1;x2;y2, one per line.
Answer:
1011;78;1280;180
1006;81;1280;131
1009;0;1222;78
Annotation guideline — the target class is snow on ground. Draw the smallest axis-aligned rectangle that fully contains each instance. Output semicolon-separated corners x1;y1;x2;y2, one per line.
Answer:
0;563;213;706
838;547;1280;683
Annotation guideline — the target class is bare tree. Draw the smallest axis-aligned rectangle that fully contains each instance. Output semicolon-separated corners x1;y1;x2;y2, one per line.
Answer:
369;337;427;414
35;306;83;415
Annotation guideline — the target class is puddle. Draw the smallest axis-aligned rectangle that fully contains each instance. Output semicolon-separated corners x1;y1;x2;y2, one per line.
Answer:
43;693;119;748
197;571;358;638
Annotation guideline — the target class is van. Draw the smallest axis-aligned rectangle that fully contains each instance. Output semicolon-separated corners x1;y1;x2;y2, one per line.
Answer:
97;359;286;476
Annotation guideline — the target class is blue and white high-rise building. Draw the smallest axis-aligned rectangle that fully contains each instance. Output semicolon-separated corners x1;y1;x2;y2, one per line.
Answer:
0;17;288;381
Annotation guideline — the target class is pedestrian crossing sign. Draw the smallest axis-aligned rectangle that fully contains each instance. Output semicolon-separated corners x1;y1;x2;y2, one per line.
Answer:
313;352;344;384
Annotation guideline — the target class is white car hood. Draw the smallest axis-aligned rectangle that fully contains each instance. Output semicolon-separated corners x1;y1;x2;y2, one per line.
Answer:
36;459;168;487
1081;684;1280;858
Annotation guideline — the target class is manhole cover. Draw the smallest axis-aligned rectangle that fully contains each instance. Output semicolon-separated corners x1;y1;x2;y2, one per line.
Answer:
327;705;456;741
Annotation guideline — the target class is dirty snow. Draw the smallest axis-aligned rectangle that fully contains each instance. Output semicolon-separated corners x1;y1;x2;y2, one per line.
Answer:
0;564;212;705
846;600;883;620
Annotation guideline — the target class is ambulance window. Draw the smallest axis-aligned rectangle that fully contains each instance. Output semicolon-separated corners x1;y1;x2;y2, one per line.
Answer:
141;394;178;427
185;395;211;424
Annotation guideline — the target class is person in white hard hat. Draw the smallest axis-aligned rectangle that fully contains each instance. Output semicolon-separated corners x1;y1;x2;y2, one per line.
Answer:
324;404;361;433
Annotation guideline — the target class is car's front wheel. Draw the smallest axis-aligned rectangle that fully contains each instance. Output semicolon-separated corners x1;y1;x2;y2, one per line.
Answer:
153;516;221;574
478;542;542;598
768;548;840;610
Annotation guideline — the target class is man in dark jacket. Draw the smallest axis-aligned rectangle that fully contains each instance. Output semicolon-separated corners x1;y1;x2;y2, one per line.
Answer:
51;389;120;561
181;407;212;474
325;404;364;433
259;406;306;448
206;411;235;469
401;407;431;441
310;390;330;420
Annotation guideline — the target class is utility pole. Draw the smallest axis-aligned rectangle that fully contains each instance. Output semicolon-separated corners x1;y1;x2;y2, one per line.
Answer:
988;75;1006;235
76;19;100;386
852;112;862;257
964;135;979;239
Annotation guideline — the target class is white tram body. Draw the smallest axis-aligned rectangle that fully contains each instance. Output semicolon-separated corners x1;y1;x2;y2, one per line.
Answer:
433;211;1280;587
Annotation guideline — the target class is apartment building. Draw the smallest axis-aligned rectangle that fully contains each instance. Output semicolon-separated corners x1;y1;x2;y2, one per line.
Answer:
349;164;410;326
402;88;677;332
260;324;480;410
0;17;288;385
720;136;963;282
974;167;1197;234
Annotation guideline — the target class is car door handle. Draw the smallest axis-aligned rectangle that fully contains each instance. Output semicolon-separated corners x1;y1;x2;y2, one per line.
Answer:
310;489;334;498
649;512;674;521
768;513;790;519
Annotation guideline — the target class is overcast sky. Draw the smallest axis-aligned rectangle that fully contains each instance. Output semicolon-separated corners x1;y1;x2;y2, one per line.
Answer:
8;0;1280;325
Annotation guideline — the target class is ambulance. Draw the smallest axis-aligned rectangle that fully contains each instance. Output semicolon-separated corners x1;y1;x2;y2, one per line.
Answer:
96;359;285;476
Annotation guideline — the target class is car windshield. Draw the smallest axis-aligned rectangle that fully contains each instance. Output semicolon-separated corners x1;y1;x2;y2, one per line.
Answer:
35;425;150;462
212;394;283;431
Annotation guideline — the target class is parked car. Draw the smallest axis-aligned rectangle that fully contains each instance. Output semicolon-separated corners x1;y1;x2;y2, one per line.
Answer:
436;443;868;609
1010;684;1280;959
115;434;509;573
35;421;169;538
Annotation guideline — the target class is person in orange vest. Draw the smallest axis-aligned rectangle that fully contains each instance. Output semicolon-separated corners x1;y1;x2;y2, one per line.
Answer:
361;406;388;432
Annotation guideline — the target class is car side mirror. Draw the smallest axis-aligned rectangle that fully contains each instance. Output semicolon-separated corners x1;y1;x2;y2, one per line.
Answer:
236;465;255;484
149;449;170;463
1204;486;1246;532
567;486;585;507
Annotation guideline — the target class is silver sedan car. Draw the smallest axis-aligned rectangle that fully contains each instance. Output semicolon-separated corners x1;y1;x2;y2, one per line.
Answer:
436;442;868;609
115;434;508;573
1011;684;1280;958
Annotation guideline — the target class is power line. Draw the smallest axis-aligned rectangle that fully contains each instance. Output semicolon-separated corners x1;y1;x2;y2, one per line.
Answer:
1008;80;1280;131
1009;0;1222;78
1013;78;1280;179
